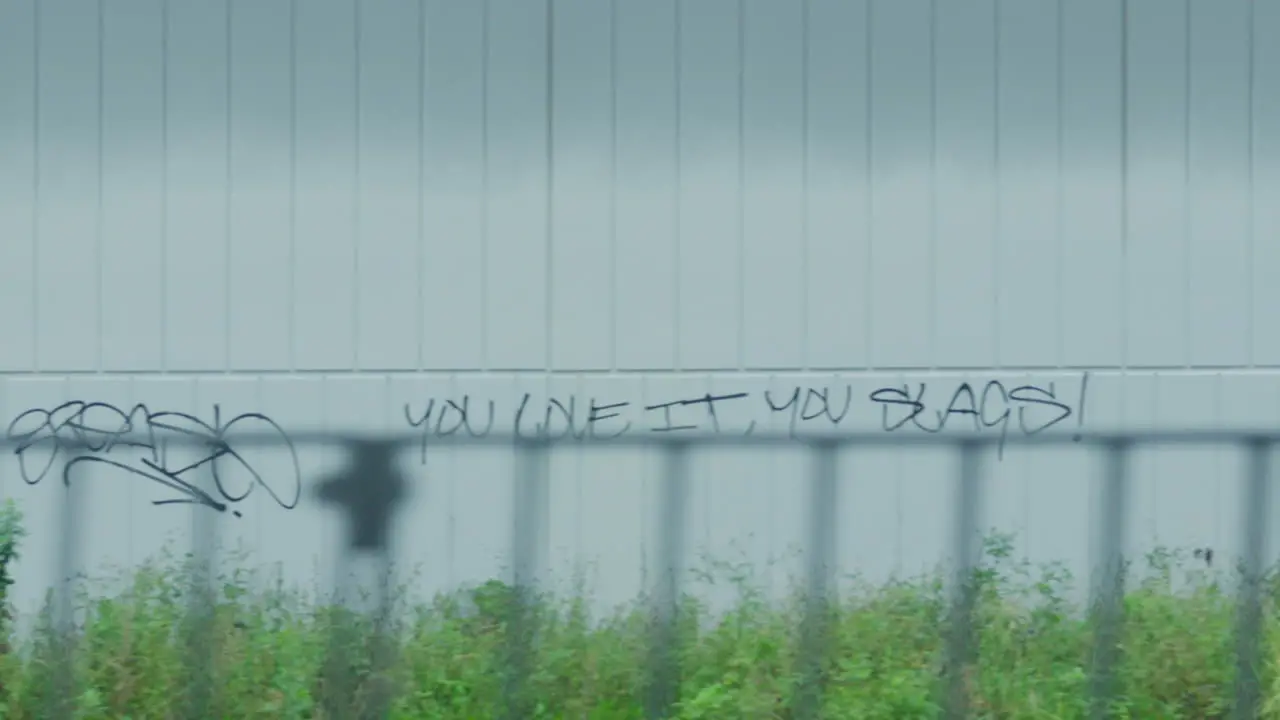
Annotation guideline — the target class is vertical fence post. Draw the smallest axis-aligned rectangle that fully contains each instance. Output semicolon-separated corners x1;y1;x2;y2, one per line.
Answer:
792;440;839;720
646;440;690;720
315;438;408;720
1090;440;1131;720
505;437;550;720
1234;438;1271;719
943;439;983;720
48;456;86;720
182;450;221;720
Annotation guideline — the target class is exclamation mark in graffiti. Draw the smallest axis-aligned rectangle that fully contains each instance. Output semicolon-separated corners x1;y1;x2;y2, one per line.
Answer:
1073;371;1089;442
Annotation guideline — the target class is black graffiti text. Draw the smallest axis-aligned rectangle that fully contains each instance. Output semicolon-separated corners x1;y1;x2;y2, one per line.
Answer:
4;401;301;516
764;385;855;436
399;374;1089;462
644;392;753;434
868;379;1082;458
403;396;497;462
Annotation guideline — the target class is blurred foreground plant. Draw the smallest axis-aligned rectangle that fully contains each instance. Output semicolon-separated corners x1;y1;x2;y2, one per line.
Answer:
0;530;1272;718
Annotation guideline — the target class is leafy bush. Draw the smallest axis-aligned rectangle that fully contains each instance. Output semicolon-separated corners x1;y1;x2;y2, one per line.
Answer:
0;500;26;634
0;520;1275;718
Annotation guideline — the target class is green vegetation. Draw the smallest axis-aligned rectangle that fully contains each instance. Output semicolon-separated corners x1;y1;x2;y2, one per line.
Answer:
0;501;1274;718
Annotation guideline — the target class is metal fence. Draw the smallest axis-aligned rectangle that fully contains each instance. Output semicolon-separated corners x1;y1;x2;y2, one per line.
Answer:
6;428;1279;719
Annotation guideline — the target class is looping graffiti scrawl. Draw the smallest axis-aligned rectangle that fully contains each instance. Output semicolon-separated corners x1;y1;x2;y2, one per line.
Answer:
4;401;301;517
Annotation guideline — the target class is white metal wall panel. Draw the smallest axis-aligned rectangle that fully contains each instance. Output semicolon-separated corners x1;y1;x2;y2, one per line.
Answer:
0;0;1278;616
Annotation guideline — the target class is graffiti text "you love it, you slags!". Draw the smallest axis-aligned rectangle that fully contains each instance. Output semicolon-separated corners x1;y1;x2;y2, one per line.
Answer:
403;372;1090;460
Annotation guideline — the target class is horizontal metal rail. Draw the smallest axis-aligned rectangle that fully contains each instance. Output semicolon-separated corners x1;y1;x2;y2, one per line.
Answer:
5;427;1280;449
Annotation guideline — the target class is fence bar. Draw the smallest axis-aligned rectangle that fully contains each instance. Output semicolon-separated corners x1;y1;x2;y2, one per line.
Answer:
504;438;550;720
792;441;839;720
48;460;84;720
183;460;221;719
943;440;983;720
1234;439;1271;719
27;428;1280;453
646;441;690;720
314;439;406;719
1090;441;1131;720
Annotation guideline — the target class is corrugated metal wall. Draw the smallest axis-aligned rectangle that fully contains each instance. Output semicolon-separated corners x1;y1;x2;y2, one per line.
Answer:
0;0;1277;614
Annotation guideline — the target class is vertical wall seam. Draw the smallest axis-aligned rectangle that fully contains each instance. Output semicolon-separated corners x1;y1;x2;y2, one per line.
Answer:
1119;0;1128;368
673;0;682;372
353;0;362;371
1246;0;1256;368
288;0;298;373
1055;0;1065;368
96;0;105;372
736;0;745;372
927;0;937;372
992;0;1002;369
545;0;555;372
417;0;427;372
608;0;618;372
480;0;490;372
800;0;810;372
1182;0;1191;370
224;0;233;374
31;0;40;371
160;0;168;373
863;0;873;371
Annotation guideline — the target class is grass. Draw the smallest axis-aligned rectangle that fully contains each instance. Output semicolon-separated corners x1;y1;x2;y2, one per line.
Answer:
0;503;1276;718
